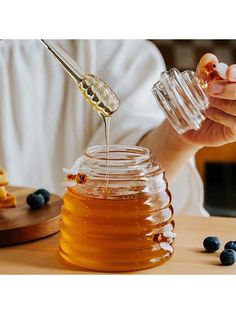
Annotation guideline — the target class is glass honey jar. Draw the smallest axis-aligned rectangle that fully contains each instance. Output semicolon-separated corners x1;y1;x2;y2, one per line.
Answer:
59;145;175;272
152;63;227;134
152;68;209;134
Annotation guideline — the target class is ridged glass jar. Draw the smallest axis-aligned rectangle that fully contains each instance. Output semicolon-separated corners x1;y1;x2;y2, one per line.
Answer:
152;68;209;134
59;145;175;272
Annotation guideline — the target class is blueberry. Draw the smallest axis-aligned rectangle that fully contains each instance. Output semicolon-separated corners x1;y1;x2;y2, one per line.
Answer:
26;193;45;210
224;241;236;252
220;249;236;266
203;236;221;252
34;189;50;204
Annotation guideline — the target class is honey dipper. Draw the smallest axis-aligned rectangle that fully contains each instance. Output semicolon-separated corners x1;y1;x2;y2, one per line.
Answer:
41;40;120;117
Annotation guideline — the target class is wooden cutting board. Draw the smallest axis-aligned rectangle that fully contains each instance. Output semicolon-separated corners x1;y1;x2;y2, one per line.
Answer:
0;186;63;246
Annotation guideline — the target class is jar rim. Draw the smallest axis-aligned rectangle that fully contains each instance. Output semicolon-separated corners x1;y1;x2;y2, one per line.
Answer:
84;145;151;163
71;144;162;180
63;145;163;187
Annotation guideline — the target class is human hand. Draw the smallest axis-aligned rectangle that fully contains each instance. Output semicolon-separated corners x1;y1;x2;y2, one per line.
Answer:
182;53;236;147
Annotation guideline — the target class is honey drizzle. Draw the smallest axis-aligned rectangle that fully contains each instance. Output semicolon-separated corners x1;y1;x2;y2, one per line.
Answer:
78;76;113;192
76;74;120;193
101;115;110;192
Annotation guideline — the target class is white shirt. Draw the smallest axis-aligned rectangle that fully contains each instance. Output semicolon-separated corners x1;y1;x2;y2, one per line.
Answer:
0;39;207;216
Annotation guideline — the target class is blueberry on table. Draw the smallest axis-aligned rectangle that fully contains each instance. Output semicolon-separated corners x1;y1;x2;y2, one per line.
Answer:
203;236;221;252
224;241;236;252
34;189;51;203
26;193;45;210
220;249;236;266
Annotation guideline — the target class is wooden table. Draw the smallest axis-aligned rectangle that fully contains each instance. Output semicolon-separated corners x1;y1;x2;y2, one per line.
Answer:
1;215;236;274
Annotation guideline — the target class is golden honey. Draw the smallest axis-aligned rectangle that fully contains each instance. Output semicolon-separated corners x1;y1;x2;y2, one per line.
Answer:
59;145;175;272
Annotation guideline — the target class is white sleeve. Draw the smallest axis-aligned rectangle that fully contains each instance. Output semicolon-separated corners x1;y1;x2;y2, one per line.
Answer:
87;40;166;146
170;158;209;217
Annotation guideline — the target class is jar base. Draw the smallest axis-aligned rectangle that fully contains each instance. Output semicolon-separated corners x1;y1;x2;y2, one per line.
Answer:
59;246;174;272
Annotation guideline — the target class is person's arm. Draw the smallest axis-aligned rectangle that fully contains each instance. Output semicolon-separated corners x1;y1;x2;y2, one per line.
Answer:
140;53;236;183
138;119;200;183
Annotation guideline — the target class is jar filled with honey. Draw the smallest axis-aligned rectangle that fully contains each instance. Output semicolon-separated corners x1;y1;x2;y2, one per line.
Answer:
59;145;175;272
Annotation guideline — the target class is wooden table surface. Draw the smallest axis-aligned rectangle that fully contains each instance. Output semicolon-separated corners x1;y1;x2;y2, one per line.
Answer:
1;215;236;274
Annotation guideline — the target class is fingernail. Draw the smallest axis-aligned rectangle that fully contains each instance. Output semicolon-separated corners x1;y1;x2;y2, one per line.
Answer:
229;67;236;80
210;83;224;94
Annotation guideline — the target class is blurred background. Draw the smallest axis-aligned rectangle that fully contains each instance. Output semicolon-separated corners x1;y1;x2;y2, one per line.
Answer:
151;40;236;218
